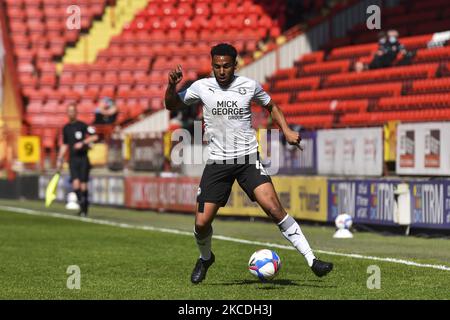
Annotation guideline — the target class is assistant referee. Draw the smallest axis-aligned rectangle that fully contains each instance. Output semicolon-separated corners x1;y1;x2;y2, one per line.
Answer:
56;104;98;216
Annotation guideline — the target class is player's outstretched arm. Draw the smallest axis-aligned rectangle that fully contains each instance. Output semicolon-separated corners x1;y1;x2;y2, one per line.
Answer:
164;65;187;111
264;100;301;147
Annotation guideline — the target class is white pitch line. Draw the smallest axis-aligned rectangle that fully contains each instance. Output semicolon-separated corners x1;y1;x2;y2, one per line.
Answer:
1;205;450;272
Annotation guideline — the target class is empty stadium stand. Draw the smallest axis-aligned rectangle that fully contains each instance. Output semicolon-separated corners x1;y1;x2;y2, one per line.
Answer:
3;0;450;146
3;0;286;154
261;0;450;129
265;33;450;128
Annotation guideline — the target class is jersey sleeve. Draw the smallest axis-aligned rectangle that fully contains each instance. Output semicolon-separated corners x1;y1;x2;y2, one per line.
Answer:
62;126;68;144
86;125;96;135
178;80;202;106
252;81;271;107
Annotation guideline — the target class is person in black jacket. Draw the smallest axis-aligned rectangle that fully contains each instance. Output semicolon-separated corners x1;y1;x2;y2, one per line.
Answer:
56;104;98;216
355;30;411;72
93;97;118;125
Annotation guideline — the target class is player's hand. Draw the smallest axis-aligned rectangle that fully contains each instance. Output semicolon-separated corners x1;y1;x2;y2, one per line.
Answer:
168;65;183;86
285;129;303;150
285;129;300;145
74;142;84;150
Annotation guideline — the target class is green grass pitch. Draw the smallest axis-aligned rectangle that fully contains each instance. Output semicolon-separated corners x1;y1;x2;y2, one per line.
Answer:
0;199;449;299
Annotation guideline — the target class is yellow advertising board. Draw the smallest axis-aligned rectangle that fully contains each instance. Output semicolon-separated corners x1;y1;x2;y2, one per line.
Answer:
290;176;328;222
163;131;172;160
123;134;131;160
219;176;328;222
88;143;107;166
384;121;398;162
18;136;40;163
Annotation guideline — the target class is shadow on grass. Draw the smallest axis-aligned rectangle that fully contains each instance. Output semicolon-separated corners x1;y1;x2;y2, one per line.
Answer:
207;279;337;289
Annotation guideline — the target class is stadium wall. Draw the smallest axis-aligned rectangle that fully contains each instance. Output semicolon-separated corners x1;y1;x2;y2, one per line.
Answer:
0;175;38;199
331;0;383;38
37;174;125;207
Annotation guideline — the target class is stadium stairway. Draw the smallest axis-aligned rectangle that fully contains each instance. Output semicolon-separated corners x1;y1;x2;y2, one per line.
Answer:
62;0;148;65
7;0;107;97
84;0;285;114
6;0;287;143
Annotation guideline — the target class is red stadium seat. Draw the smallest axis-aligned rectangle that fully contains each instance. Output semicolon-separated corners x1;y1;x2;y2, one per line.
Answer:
400;34;433;51
60;87;81;101
296;51;325;65
77;100;96;114
27;101;43;114
281;100;368;115
287;115;334;128
270;92;291;105
377;94;450;111
414;47;450;63
87;72;103;85
300;60;351;76
328;43;377;61
40;73;57;87
323;64;438;88
411;78;450;94
118;71;135;85
272;76;321;92
83;86;100;100
340;109;450;126
297;82;403;102
268;67;298;81
41;128;58;149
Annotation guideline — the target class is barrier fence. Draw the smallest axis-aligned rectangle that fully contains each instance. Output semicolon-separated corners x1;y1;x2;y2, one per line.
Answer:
26;173;450;230
328;179;401;226
410;180;450;229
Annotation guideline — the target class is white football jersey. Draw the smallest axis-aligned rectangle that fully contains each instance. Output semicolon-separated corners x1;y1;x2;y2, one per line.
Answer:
178;75;271;160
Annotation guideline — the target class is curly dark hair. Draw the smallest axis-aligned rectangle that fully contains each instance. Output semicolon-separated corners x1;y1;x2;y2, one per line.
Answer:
210;43;238;61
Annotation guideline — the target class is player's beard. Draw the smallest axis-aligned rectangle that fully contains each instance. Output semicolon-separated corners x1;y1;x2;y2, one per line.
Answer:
216;74;234;88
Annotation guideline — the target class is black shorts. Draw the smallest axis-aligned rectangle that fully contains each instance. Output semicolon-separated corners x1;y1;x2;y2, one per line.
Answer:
69;157;91;183
197;153;272;206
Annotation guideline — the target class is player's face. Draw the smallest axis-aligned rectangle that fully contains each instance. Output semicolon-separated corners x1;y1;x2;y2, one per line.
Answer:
212;55;236;87
67;106;77;121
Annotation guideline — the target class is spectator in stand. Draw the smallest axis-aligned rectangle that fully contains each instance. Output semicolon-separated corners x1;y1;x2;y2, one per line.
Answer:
390;29;416;66
93;97;118;125
355;30;412;72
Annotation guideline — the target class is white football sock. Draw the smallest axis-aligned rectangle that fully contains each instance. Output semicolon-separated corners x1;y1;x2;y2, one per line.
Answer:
278;215;316;267
194;227;212;261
